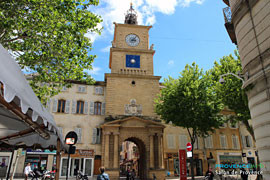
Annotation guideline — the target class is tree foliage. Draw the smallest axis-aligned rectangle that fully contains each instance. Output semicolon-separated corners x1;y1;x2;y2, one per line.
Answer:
0;0;102;104
209;50;254;139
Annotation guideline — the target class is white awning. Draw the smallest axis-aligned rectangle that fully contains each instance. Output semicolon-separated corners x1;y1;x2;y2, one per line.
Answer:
0;44;65;148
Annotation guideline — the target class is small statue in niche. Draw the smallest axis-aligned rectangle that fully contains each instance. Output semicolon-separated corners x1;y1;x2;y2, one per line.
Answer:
150;44;154;50
111;41;116;48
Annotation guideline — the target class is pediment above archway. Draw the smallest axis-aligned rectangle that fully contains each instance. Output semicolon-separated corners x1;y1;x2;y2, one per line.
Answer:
102;116;165;129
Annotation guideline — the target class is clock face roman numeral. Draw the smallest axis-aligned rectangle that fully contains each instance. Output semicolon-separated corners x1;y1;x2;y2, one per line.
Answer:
126;34;140;47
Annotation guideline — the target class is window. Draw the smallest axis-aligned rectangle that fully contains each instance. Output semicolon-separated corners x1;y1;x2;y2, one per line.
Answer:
204;135;213;148
167;134;175;149
232;135;239;149
94;102;102;115
78;85;86;93
245;135;252;147
57;100;66;113
220;134;227;149
95;87;103;95
220;123;227;128
194;137;200;149
76;101;84;114
75;128;82;143
179;135;188;149
229;121;238;128
62;86;68;91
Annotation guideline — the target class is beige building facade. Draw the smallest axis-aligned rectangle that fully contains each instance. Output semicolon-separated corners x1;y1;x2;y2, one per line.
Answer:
223;0;270;178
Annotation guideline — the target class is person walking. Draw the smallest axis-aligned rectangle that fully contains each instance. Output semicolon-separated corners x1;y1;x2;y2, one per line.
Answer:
24;163;32;180
97;167;110;180
205;167;214;180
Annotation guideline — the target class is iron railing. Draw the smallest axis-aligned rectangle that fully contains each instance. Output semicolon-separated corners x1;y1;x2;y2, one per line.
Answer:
223;6;232;23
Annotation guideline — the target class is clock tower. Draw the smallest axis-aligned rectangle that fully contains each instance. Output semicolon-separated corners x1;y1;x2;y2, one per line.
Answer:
102;4;165;180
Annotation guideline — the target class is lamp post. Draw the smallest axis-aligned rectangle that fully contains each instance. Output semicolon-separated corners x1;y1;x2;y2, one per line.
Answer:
219;72;245;88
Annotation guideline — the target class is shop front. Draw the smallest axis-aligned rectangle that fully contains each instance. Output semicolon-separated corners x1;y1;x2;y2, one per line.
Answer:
217;152;242;173
60;149;94;178
0;151;11;178
25;149;56;171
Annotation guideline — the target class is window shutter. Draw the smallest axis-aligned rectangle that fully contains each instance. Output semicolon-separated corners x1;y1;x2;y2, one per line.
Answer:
58;127;63;137
92;128;97;144
89;102;94;115
179;135;187;149
194;137;200;149
46;99;51;111
241;135;246;148
205;135;213;148
232;135;239;149
95;87;99;94
248;136;253;147
101;102;106;115
52;99;58;112
75;128;82;143
96;128;101;144
167;135;175;149
84;101;89;115
65;100;70;113
220;135;227;149
71;100;76;114
99;87;103;94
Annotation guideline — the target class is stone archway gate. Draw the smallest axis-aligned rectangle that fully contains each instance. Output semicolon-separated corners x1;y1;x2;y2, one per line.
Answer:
101;116;166;180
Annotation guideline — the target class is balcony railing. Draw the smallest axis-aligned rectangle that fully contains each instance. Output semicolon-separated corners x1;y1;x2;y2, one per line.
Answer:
223;7;237;45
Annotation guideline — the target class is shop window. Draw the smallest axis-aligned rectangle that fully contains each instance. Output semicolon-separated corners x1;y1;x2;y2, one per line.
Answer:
57;100;66;113
76;101;84;114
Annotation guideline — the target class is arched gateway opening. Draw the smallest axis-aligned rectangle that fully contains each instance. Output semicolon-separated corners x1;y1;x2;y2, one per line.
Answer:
101;116;166;180
120;138;146;180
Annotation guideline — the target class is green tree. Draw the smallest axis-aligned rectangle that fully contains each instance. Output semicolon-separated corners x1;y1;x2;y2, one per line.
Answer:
0;0;102;104
210;51;262;179
155;63;223;180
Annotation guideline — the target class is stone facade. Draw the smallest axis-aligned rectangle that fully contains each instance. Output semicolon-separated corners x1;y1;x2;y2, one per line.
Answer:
224;0;270;178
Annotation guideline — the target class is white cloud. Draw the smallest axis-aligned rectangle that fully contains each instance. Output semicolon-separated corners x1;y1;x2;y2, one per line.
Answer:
168;60;174;65
90;0;205;42
101;45;111;52
84;66;101;75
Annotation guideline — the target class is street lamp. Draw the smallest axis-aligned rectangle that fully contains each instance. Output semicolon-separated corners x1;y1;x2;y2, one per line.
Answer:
219;72;246;88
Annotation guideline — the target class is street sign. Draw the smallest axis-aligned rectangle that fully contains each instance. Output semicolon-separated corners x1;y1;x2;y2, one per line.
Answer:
65;131;78;145
179;149;187;180
186;142;192;151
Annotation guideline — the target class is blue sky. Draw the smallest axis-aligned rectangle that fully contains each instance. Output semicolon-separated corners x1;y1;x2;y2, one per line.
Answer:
86;0;236;82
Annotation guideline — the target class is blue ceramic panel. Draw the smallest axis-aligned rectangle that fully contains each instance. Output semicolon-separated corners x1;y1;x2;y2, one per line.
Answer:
126;55;140;68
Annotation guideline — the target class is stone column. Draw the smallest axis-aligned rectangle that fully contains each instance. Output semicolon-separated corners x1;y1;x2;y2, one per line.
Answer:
104;133;110;168
158;134;162;169
149;134;154;168
113;133;119;168
160;135;164;169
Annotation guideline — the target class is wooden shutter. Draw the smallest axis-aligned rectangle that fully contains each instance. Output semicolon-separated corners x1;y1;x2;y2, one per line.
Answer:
75;128;82;143
71;100;76;114
52;99;58;112
167;134;175;149
220;135;227;149
179;135;187;149
58;127;63;137
96;128;101;144
194;137;200;149
92;128;97;144
84;101;89;115
65;100;70;113
95;87;99;94
101;102;106;115
99;87;103;94
89;102;94;115
248;135;253;147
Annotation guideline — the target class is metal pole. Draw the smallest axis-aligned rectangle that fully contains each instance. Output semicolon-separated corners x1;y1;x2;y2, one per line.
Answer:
6;147;15;180
66;145;71;180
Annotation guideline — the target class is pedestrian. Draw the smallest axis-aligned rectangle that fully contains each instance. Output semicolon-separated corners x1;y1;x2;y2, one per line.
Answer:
205;167;214;180
24;163;32;180
97;166;110;180
131;169;136;180
126;167;131;180
240;168;248;180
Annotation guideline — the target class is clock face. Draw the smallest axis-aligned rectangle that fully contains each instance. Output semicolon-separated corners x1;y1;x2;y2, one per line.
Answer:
125;34;140;47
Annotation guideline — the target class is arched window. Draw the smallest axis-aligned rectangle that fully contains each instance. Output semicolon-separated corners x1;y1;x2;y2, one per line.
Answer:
57;99;66;113
94;102;102;115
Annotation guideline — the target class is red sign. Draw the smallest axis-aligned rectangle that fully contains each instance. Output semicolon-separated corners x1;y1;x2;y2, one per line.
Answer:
179;149;187;180
186;142;192;151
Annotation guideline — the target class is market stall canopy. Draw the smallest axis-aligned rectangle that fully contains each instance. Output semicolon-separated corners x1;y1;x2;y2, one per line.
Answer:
0;44;65;149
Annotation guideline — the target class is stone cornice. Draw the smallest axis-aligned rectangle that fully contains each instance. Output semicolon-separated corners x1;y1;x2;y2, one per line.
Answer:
105;73;161;80
110;47;155;54
114;22;152;30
